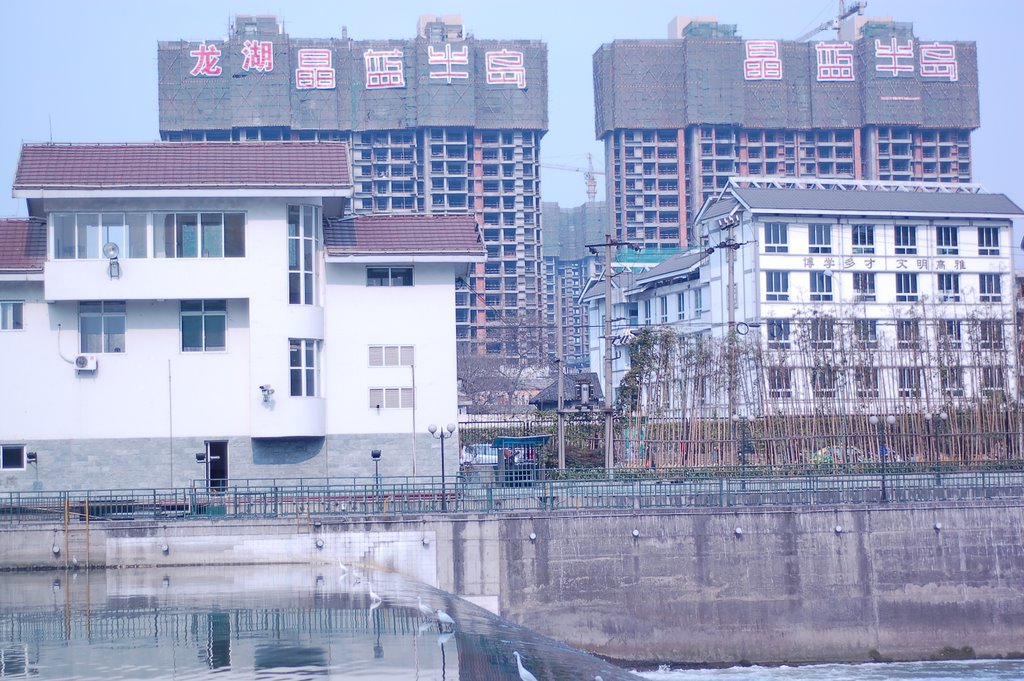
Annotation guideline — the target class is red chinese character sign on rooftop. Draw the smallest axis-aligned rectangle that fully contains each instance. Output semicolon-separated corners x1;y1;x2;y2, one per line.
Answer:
920;42;958;81
875;38;915;76
743;40;782;80
428;44;470;84
189;43;222;77
815;42;855;82
241;40;274;73
485;49;526;89
364;49;405;89
296;49;335;90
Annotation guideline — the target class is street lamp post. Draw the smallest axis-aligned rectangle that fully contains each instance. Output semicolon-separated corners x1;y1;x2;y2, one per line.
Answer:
428;423;456;511
869;414;895;502
371;449;381;508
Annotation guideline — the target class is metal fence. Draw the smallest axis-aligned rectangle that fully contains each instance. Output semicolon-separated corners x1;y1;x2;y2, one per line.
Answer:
2;463;1023;525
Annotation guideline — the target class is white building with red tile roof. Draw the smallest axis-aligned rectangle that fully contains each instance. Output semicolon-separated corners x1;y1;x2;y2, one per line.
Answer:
0;142;483;491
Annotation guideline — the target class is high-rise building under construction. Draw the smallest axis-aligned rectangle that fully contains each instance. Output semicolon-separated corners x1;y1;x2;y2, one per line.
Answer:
157;15;547;358
593;15;979;249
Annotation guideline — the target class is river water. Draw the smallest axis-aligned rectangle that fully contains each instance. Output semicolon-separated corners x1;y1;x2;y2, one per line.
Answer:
1;565;1021;680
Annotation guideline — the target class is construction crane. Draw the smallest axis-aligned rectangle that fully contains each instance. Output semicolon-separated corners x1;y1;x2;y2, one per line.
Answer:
540;153;604;203
795;0;866;41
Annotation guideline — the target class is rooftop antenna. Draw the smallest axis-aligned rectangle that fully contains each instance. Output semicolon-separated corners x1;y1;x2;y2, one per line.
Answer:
795;0;866;41
48;114;52;144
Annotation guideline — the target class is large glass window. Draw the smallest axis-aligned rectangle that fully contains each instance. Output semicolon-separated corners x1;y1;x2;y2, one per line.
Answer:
852;224;875;254
979;274;1002;302
53;212;146;260
978;320;1003;350
810;271;833;302
80;301;126;353
978;226;1000;256
853;272;876;301
854;319;878;347
181;300;227;352
767;319;790;348
288;205;319;305
763;222;788;253
896;272;919;302
936;225;959;255
154;212;245;258
808;223;831;254
289;338;321;397
855;367;879;399
894;224;917;255
0;301;23;330
765;271;789;301
937;273;961;302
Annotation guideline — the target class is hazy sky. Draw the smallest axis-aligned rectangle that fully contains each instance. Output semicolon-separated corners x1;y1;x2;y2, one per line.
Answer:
2;0;1022;217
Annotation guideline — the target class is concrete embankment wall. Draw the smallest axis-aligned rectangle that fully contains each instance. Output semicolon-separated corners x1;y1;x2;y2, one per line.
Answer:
2;500;1022;665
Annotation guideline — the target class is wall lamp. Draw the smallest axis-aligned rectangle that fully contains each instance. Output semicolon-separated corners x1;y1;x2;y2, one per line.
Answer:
26;452;37;465
259;384;275;403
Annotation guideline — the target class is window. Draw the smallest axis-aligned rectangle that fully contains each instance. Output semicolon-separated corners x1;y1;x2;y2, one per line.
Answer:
181;300;226;352
289;205;319;305
937;273;961;302
853;272;876;302
896;272;919;302
767;319;790;349
659;296;668;324
80;301;125;353
693;289;703;314
289;339;320;397
980;367;1006;396
897;319;920;349
812;368;836;397
765;271;789;301
855;367;879;399
1;444;25;470
764;222;788;253
367;267;413;286
0;301;23;330
936;225;959;255
894;224;917;255
852;224;874;254
809;223;831;254
940;367;964;397
810;271;833;301
937;319;962;348
369;387;415;409
898;367;922;397
978;320;1003;350
808;317;834;349
768;367;792;398
154;212;245;258
369;345;414;367
53;212;147;260
854;319;878;347
643;299;653;325
979;274;1002;302
978;226;1000;256
676;292;686;320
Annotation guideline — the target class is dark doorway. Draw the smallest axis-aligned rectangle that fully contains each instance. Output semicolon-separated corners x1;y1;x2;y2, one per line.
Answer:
206;440;228;490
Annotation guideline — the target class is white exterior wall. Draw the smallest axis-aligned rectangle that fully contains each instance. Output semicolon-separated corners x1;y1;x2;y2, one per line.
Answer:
0;196;466;491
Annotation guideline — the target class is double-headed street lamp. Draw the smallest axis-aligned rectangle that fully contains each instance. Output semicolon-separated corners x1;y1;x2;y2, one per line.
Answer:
428;423;456;511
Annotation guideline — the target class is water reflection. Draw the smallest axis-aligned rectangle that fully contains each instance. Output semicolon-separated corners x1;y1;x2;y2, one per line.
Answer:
0;565;641;680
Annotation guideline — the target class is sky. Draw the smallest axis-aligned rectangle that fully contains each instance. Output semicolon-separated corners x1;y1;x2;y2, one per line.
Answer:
2;0;1022;218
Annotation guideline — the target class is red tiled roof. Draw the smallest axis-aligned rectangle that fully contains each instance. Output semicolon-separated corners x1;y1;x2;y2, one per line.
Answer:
14;142;350;191
324;214;484;257
0;218;47;272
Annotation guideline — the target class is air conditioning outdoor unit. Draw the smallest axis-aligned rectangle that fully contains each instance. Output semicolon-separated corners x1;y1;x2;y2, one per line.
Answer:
75;354;98;371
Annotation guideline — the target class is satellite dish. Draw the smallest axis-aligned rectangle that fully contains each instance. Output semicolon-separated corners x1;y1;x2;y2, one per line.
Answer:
102;242;119;259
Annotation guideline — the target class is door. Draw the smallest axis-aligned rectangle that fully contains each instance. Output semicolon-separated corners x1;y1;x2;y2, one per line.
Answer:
206;440;228;491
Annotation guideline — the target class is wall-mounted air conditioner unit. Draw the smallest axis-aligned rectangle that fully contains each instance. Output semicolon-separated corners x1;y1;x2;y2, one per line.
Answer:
75;355;98;371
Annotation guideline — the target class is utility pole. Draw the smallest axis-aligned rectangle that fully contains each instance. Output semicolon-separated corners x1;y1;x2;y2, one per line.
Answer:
715;213;742;464
586;233;641;472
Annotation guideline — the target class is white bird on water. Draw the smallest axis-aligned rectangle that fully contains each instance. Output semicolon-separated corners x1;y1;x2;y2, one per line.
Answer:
417;596;434;619
513;651;538;681
367;582;382;610
435;608;455;631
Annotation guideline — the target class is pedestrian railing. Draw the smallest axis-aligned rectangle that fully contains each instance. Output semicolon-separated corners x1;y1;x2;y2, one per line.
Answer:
2;464;1022;524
